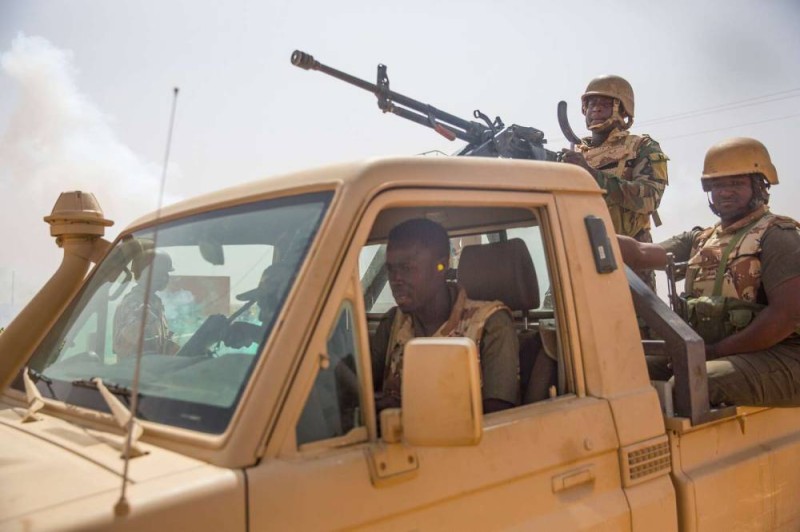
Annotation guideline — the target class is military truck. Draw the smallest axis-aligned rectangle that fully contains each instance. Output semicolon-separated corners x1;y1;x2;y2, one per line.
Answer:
2;156;799;531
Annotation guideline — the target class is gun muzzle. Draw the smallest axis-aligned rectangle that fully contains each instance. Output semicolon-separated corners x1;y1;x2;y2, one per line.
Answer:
291;50;319;70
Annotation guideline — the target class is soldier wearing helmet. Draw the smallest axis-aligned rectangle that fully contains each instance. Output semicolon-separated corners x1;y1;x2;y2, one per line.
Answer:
560;75;669;290
113;251;180;357
618;138;800;407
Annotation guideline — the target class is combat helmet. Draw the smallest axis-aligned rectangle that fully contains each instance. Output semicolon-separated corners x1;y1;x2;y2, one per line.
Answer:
581;75;635;130
701;137;778;188
132;251;174;280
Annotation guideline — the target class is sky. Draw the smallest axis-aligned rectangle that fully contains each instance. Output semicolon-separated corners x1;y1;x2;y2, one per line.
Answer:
0;0;799;325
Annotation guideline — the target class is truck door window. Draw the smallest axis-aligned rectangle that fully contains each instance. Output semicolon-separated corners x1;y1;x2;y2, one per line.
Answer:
296;301;364;446
360;206;566;414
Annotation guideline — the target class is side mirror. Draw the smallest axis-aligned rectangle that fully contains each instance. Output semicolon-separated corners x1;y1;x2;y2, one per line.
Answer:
401;338;482;446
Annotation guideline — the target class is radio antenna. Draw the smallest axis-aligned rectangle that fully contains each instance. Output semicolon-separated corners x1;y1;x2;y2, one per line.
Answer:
114;87;180;517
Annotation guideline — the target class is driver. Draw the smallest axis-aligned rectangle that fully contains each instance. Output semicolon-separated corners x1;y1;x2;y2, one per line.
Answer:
223;263;292;348
113;251;180;357
370;218;520;414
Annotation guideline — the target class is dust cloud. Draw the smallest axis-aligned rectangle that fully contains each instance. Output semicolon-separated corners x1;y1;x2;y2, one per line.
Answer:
0;34;177;326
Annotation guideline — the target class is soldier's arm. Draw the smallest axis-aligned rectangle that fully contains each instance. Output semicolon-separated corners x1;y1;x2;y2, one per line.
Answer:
617;235;668;271
479;310;520;413
710;276;800;359
369;308;395;393
595;139;669;214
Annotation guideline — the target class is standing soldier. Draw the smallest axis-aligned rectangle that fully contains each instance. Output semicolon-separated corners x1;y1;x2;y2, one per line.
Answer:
560;75;669;290
113;251;180;357
618;137;800;407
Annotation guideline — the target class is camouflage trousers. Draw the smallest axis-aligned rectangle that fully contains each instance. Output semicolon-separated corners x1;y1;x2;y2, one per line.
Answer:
646;336;800;407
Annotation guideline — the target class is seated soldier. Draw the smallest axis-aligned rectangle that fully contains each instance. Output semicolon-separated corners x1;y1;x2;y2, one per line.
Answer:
618;137;800;407
370;218;520;414
224;262;292;348
113;251;180;357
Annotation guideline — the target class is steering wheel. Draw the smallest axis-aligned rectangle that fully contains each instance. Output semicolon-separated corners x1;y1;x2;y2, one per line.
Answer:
175;314;230;357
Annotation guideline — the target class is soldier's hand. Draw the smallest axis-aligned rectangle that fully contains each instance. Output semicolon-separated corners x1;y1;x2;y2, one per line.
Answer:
558;149;593;172
224;321;261;348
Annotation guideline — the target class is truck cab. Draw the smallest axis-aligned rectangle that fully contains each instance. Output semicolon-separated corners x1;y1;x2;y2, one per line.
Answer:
1;156;799;530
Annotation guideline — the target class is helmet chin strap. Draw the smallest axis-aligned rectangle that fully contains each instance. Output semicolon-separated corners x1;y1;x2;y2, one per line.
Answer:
586;100;633;132
707;194;720;217
753;176;771;206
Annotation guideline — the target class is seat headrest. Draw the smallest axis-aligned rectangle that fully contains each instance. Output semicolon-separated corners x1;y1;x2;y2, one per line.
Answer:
458;238;539;311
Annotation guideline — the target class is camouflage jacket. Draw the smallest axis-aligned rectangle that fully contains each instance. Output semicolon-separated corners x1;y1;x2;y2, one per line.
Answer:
113;285;172;357
576;128;669;240
381;285;507;403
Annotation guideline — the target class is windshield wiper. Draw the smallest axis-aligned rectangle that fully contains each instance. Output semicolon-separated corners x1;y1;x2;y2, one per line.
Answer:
73;378;133;402
28;367;57;399
72;378;146;458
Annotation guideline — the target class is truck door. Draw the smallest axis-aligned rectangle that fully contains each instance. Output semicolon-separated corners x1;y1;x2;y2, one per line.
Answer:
247;189;633;530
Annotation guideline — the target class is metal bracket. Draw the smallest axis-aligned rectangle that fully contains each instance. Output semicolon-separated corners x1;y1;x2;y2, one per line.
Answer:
376;64;391;112
21;368;44;423
367;442;419;487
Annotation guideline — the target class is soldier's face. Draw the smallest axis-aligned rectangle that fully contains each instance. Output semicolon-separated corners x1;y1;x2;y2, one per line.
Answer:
386;239;446;314
584;96;614;129
707;175;754;223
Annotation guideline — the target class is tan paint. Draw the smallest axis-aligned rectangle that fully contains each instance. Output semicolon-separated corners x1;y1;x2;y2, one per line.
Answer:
1;157;799;530
0;191;112;392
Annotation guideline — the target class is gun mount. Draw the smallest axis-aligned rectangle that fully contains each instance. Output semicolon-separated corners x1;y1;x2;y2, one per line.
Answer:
291;50;558;161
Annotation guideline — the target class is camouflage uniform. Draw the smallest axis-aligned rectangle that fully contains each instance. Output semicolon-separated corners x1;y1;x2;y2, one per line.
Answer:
654;206;800;406
370;284;519;408
577;128;669;289
113;285;174;357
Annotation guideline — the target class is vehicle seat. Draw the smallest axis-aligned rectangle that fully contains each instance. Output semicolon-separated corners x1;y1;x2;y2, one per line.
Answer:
458;238;556;404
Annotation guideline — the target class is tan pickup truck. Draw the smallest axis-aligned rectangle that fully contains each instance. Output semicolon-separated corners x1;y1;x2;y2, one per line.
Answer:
2;156;799;531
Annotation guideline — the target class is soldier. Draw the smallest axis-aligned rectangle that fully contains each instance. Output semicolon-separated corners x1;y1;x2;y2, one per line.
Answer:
370;218;520;414
113;251;180;357
560;75;669;290
224;262;293;348
618;137;800;407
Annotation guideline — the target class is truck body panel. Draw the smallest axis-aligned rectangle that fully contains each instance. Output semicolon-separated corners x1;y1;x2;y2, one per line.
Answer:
1;156;798;530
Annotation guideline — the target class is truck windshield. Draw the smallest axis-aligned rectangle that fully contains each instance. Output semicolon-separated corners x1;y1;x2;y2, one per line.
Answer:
19;191;332;434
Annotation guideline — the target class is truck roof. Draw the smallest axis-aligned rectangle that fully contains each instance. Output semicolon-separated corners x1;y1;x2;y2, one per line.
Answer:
125;156;600;233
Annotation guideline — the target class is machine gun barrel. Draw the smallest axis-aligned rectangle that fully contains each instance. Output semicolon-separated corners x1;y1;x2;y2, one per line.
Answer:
291;50;503;145
291;50;556;161
291;50;485;144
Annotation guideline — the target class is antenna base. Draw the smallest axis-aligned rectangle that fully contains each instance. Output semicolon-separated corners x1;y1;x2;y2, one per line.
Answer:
114;497;131;517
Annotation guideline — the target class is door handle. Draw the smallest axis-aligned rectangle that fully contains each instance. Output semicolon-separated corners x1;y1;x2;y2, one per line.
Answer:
552;465;595;493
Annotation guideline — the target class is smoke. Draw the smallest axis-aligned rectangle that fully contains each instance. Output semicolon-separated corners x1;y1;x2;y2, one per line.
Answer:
0;34;178;326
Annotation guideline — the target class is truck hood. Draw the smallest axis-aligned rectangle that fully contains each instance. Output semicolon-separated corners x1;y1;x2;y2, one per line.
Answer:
0;401;207;524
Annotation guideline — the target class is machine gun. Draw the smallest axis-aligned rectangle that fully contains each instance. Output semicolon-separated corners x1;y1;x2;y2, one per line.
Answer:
291;50;563;161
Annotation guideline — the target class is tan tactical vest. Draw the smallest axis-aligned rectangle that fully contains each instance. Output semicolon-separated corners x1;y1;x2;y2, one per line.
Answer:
381;285;507;403
686;207;790;301
683;207;800;344
578;129;650;238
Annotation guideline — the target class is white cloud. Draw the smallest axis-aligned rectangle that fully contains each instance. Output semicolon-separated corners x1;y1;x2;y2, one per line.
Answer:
0;34;178;324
